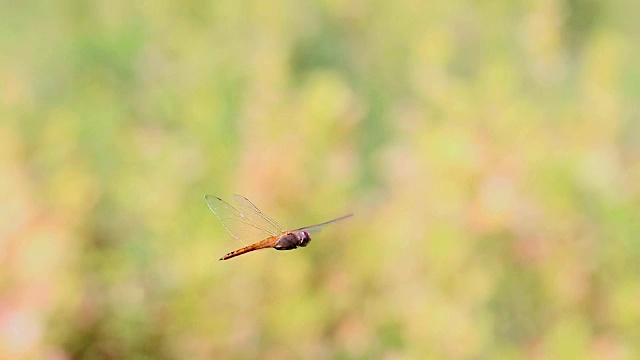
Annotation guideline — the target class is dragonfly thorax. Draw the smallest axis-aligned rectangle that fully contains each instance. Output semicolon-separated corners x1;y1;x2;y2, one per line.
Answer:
274;231;311;251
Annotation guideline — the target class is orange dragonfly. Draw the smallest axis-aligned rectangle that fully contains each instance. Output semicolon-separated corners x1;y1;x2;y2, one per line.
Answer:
205;194;353;260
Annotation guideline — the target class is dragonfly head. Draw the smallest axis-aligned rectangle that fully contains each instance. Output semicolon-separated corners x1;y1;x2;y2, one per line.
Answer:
299;230;311;247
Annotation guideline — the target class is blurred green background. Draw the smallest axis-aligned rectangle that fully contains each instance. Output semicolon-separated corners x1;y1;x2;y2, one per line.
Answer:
2;0;640;359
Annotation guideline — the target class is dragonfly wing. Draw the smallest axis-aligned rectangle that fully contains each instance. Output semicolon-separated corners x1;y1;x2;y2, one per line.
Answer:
231;194;285;234
296;214;353;235
205;195;279;244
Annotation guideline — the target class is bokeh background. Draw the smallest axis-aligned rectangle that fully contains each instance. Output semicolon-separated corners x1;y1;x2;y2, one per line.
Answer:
2;0;640;359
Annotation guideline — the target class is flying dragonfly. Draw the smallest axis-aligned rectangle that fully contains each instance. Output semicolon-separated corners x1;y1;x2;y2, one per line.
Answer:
205;194;353;260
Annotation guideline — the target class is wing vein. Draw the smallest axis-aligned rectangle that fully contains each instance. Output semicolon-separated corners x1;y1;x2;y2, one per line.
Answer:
205;195;279;243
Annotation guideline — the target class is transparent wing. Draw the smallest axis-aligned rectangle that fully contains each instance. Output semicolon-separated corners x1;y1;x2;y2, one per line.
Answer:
231;194;284;234
296;214;353;235
204;195;280;244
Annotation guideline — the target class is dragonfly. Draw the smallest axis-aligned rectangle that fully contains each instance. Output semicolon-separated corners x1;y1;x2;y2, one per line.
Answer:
205;194;353;260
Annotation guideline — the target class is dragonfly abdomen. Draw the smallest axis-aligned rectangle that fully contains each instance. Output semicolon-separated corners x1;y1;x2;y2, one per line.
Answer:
219;237;276;260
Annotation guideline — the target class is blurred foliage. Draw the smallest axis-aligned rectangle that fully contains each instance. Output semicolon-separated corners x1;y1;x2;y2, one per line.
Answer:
1;0;640;359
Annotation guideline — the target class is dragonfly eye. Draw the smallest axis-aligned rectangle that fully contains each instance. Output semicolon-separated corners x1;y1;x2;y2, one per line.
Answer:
299;231;311;246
